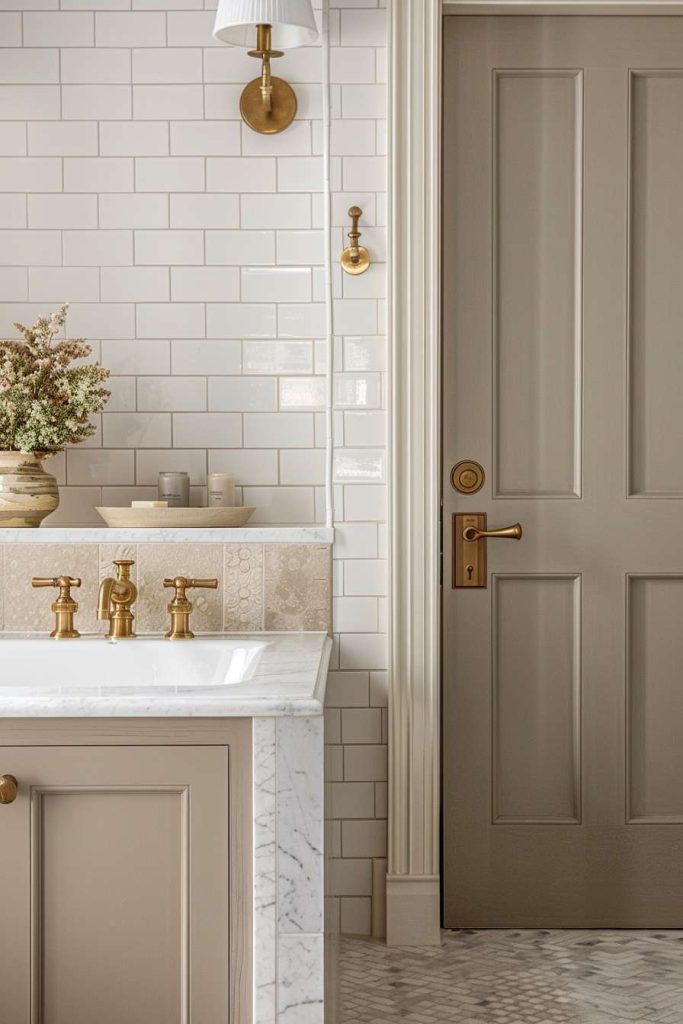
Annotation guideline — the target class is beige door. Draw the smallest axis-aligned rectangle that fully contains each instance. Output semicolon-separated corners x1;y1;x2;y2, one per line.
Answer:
443;14;683;927
0;744;231;1023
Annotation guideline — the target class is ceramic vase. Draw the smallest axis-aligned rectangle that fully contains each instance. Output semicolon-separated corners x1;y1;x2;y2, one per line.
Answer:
0;451;59;527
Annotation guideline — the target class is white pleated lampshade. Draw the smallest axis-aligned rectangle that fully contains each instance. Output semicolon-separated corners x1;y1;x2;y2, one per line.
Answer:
213;0;318;48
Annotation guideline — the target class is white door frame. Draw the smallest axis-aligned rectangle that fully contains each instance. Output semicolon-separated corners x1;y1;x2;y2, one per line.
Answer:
386;0;683;947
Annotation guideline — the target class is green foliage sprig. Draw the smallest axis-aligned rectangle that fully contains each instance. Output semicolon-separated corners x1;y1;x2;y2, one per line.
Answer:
0;304;110;454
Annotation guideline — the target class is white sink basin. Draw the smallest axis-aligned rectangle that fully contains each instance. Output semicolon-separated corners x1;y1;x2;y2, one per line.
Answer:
0;635;267;689
0;632;331;717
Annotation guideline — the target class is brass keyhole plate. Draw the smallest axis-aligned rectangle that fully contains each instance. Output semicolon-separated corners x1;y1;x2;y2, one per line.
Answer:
451;459;485;494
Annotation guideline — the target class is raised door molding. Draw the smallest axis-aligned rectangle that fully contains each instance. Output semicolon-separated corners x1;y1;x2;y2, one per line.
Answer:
387;0;442;946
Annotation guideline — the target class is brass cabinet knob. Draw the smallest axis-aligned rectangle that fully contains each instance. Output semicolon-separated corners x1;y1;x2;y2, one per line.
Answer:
0;774;18;804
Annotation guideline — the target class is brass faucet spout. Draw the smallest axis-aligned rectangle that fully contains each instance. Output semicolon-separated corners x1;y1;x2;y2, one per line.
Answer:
98;560;137;638
97;577;115;621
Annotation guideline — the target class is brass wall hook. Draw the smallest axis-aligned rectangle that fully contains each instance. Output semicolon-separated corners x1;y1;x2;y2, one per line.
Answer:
341;206;371;275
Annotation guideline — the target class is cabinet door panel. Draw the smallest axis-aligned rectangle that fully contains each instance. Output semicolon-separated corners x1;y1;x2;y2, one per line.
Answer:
0;745;230;1024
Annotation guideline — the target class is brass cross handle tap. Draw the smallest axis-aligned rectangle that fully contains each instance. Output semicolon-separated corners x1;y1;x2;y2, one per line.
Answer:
32;576;82;639
0;774;18;804
341;206;371;275
163;576;218;640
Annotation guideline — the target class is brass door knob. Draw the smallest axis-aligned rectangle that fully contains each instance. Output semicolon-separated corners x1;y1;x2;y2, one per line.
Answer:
0;774;18;804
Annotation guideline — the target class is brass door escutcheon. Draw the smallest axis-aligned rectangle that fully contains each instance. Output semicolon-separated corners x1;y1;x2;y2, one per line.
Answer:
453;513;523;588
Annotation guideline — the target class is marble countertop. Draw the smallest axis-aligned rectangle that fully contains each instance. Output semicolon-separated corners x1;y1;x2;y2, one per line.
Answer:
0;632;332;717
0;526;334;544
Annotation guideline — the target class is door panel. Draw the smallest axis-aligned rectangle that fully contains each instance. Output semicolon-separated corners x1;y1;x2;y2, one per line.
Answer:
0;745;231;1024
494;70;582;498
627;575;683;821
493;575;581;824
629;72;683;495
443;15;683;927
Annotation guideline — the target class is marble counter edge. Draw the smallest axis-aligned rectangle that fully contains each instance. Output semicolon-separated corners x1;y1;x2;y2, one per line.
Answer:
0;635;333;718
0;526;334;544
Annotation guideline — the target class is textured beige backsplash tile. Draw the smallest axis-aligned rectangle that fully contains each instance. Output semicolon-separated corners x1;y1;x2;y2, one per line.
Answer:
99;543;138;583
224;543;263;631
135;543;224;634
264;543;331;631
3;543;101;634
0;542;331;635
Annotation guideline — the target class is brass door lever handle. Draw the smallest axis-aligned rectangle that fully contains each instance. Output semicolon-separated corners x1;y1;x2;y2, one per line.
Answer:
454;514;523;589
462;522;522;542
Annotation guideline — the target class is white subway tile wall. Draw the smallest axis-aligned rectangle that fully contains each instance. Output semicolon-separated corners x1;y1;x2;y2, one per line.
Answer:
0;0;387;936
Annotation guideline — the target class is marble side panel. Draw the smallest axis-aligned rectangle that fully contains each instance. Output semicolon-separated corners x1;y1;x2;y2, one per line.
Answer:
3;543;101;633
264;544;331;631
224;544;264;631
253;717;277;1024
135;542;224;633
277;935;325;1024
277;716;324;933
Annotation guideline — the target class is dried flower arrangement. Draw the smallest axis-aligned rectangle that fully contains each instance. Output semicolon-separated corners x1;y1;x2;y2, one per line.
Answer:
0;304;110;454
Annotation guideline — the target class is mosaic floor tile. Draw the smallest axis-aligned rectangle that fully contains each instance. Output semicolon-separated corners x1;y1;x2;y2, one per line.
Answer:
340;929;683;1024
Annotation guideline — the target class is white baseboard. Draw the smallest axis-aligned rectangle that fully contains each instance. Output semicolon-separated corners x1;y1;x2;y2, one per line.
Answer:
385;875;441;946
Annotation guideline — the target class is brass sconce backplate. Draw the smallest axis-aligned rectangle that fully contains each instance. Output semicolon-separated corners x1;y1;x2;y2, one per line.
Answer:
240;76;297;134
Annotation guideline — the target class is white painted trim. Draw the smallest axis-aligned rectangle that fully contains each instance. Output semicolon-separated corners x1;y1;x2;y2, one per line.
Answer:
444;1;683;12
387;0;442;947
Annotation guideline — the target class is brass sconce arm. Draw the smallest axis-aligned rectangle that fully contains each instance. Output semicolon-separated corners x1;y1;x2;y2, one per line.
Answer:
240;23;296;134
248;24;283;113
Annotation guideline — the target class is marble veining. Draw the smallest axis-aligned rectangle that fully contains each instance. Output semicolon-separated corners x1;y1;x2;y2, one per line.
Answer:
252;717;326;1024
253;717;278;1024
276;717;324;934
277;935;325;1024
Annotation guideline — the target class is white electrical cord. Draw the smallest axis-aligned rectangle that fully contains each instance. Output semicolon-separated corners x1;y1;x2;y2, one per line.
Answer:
321;0;334;531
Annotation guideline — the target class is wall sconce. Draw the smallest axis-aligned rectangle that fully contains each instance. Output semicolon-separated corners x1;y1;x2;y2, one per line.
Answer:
212;0;318;134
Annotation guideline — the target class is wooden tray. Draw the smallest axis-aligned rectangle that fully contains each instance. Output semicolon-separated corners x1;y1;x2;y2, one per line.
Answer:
96;506;256;529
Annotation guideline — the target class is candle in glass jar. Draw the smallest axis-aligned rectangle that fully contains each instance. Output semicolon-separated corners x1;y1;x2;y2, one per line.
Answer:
158;471;190;508
207;472;236;507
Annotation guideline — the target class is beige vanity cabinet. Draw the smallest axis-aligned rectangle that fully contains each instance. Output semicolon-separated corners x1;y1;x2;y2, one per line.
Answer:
0;720;252;1024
